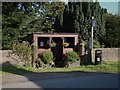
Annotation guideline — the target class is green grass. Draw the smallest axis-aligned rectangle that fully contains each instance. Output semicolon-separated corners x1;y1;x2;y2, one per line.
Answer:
1;61;119;74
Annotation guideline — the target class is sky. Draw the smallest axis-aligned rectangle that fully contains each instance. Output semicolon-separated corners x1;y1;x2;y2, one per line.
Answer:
62;0;120;14
100;2;118;14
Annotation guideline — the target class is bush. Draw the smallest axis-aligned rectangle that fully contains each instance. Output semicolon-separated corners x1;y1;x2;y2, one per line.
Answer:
93;40;101;48
35;57;46;68
35;57;42;68
9;41;32;66
66;51;78;63
43;50;53;64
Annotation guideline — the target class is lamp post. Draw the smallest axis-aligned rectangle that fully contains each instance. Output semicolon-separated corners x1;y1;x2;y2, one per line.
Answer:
89;16;96;63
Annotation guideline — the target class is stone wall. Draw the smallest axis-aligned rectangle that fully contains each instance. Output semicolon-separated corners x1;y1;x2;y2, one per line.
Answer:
0;50;18;65
1;48;119;66
93;48;119;61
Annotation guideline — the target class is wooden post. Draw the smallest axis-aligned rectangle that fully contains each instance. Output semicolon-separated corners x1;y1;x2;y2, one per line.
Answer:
62;37;64;54
31;42;38;68
49;37;52;45
79;43;84;56
79;42;85;65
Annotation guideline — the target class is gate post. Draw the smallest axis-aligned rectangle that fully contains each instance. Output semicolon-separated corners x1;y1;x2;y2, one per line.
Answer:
79;42;85;65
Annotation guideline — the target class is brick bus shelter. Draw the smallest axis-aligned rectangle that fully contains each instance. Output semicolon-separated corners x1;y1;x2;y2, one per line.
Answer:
22;32;79;66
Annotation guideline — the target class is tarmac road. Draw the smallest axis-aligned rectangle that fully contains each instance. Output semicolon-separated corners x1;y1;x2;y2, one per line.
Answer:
2;72;118;88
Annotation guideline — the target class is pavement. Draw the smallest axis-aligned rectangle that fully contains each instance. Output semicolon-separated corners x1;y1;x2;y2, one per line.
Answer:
2;71;118;88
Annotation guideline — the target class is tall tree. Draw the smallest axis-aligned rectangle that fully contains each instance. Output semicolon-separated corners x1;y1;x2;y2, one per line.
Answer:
62;4;70;32
2;2;65;49
54;14;62;32
62;1;108;48
104;14;120;47
38;2;65;33
2;2;38;49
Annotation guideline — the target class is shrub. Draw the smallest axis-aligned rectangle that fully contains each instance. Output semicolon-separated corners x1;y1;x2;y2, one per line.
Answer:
43;50;53;64
66;51;78;63
9;41;32;66
35;57;46;68
35;57;42;68
93;40;101;48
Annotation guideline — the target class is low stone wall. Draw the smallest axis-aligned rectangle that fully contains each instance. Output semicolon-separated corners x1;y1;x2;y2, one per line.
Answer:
69;60;80;67
93;48;119;61
0;50;18;65
1;48;119;66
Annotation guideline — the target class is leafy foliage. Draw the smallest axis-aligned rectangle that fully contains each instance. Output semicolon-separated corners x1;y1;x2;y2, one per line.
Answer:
43;50;53;64
2;1;120;50
64;51;78;67
61;2;107;48
2;2;65;49
66;51;78;62
104;14;120;47
93;40;101;48
35;57;46;68
9;41;32;66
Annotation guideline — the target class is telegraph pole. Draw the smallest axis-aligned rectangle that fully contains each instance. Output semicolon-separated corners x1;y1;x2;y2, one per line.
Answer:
89;16;96;63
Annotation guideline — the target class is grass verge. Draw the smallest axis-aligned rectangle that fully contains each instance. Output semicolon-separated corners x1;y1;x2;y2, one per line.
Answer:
1;61;119;74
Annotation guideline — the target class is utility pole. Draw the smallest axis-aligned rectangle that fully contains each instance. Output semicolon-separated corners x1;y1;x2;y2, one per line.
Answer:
89;16;96;63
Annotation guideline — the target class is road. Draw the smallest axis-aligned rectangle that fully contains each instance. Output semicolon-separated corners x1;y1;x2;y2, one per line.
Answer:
2;72;118;88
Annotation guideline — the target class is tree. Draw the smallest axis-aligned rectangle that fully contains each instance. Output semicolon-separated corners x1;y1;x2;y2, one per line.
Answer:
74;4;80;37
104;14;120;47
93;2;106;46
2;2;38;49
62;2;92;42
62;1;108;48
3;1;119;50
2;2;65;49
54;14;62;32
38;2;65;33
62;4;70;32
9;41;32;66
